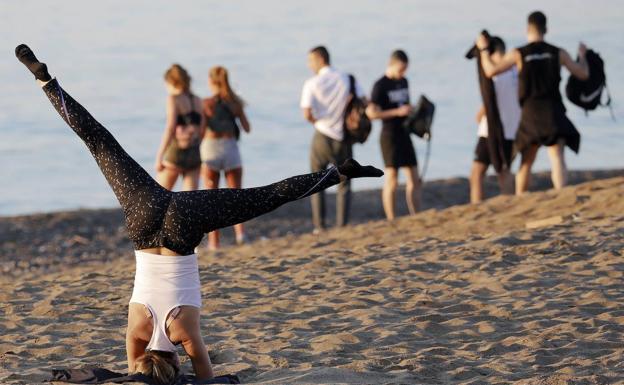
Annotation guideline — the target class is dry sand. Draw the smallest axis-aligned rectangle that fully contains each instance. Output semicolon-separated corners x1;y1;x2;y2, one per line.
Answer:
1;174;624;384
2;169;622;278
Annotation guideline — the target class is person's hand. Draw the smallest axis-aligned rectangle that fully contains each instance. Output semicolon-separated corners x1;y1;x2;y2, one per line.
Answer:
154;157;165;172
476;105;485;123
476;33;489;50
578;42;587;58
395;104;412;117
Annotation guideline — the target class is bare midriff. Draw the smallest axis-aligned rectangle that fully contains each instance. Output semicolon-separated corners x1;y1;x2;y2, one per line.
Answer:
204;130;235;139
139;247;183;256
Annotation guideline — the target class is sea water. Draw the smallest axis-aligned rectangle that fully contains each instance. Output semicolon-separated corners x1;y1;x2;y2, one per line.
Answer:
0;0;622;215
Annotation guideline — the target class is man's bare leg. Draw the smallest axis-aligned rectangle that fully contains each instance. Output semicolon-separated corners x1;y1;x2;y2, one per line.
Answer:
516;144;539;195
382;167;398;220
403;166;421;214
470;161;487;203
546;140;567;190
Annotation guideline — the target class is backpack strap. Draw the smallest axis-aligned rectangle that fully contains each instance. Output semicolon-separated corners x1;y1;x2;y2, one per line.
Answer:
181;92;195;114
188;93;195;113
602;83;616;121
348;74;356;97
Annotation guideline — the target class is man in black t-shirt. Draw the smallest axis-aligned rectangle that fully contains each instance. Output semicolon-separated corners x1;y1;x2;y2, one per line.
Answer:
366;50;420;220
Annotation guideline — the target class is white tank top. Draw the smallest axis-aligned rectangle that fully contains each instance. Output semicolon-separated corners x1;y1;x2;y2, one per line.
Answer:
478;66;521;140
129;251;201;352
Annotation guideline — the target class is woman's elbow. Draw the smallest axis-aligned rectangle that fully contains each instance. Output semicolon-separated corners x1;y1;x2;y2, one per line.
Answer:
164;124;176;137
240;118;251;133
483;68;496;79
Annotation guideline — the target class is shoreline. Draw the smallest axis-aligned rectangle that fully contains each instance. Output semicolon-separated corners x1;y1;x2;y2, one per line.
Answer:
3;167;623;220
1;168;622;279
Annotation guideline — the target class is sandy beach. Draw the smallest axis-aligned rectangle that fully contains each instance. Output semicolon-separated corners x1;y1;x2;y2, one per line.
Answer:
1;171;624;384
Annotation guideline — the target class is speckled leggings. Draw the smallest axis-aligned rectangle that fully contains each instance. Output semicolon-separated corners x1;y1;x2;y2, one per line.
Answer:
42;79;341;255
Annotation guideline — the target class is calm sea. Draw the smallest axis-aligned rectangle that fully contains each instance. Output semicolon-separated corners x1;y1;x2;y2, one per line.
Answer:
1;0;622;215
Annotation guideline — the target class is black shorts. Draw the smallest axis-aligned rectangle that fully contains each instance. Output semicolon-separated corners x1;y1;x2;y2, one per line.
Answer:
516;100;580;153
380;128;417;168
474;137;513;167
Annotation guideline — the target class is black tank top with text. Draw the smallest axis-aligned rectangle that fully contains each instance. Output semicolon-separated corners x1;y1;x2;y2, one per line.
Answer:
518;41;562;106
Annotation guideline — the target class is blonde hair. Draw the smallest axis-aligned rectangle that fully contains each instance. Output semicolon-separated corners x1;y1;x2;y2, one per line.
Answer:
164;64;191;93
134;350;179;385
209;66;245;108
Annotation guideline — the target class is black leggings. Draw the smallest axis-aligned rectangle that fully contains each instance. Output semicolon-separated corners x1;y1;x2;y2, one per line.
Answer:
42;79;341;255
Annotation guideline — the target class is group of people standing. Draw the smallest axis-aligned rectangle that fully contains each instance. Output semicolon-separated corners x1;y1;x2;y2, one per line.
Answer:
158;45;424;241
301;47;421;232
154;64;250;249
469;11;590;203
301;11;592;231
152;10;591;242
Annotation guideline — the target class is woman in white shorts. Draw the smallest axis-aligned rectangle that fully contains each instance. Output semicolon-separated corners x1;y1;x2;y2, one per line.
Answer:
201;66;251;249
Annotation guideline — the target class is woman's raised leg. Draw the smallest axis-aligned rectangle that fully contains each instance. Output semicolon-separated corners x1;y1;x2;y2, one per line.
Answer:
16;44;171;247
173;159;383;235
17;45;164;204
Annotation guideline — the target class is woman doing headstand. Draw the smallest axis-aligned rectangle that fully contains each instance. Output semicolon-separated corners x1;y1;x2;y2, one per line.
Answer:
15;44;383;384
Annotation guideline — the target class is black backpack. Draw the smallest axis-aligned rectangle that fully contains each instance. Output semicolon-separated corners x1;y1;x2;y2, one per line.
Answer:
402;95;435;180
343;74;372;144
403;94;435;139
565;49;612;114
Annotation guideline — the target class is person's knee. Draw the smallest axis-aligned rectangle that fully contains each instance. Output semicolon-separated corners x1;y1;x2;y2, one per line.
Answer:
406;176;420;191
204;176;219;189
403;166;419;185
469;173;481;187
225;168;242;188
521;155;535;167
548;146;565;164
310;150;322;171
471;162;487;180
384;183;397;194
384;175;398;190
524;151;536;163
310;157;327;173
521;145;539;164
339;180;351;194
470;163;484;179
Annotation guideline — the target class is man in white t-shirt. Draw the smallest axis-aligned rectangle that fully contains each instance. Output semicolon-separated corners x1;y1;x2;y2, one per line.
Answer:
300;46;365;232
470;37;521;203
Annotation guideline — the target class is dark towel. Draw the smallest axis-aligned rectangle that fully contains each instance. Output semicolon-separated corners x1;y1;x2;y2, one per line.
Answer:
50;368;241;384
475;54;508;173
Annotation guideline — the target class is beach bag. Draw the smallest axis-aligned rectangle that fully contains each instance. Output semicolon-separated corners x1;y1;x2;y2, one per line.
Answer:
343;74;372;144
174;125;200;149
402;95;435;181
403;94;435;139
565;49;612;114
175;94;201;149
204;96;242;141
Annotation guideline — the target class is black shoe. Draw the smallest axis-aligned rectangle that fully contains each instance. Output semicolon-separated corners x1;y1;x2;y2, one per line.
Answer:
337;159;384;178
15;44;51;82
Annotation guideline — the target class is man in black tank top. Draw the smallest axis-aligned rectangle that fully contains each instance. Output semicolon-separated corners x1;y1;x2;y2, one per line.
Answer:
476;11;589;195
